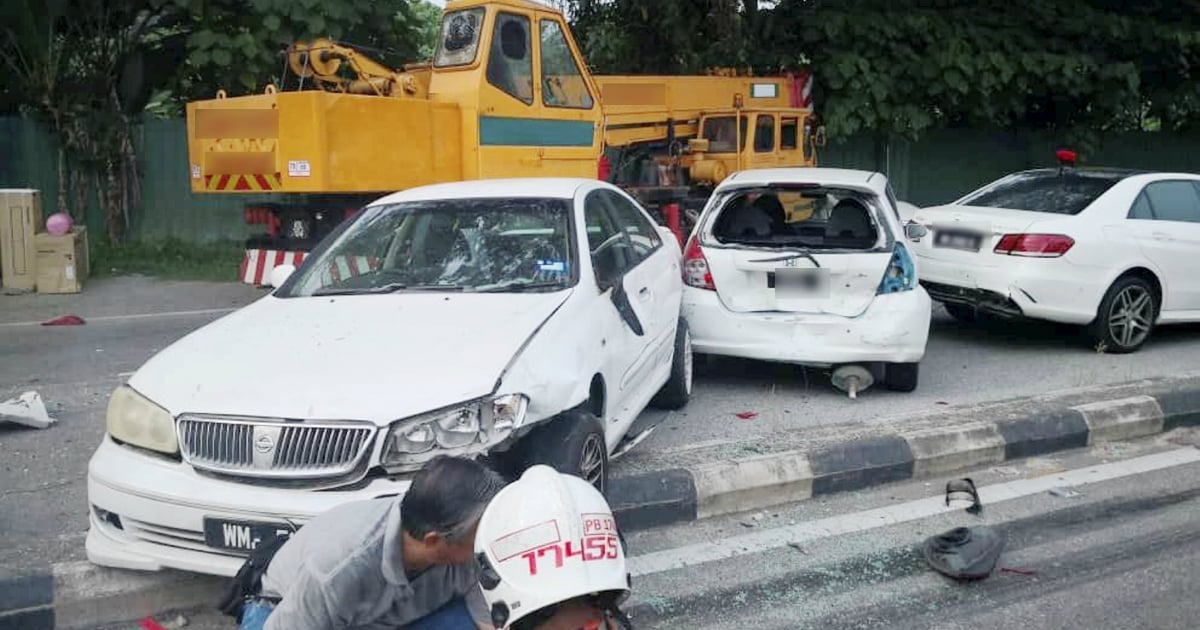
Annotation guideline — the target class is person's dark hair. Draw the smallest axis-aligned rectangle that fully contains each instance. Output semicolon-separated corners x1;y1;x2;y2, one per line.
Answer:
401;455;507;542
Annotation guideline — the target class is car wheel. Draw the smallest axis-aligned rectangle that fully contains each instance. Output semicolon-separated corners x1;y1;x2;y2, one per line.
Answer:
649;318;693;410
942;303;978;323
884;362;919;392
518;410;609;495
1087;275;1158;354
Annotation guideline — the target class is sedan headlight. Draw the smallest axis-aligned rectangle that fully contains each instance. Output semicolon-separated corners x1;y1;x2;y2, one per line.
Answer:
106;385;178;454
382;394;528;466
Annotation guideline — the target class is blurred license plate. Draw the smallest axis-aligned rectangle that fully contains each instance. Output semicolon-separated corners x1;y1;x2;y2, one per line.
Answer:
769;268;829;298
934;228;984;251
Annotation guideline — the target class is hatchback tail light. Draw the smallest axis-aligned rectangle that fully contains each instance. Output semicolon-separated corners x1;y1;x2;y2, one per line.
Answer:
682;235;715;290
993;234;1075;258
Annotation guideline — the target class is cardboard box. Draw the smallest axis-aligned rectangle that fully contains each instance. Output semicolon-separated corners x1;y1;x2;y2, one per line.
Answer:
35;226;90;294
0;189;40;291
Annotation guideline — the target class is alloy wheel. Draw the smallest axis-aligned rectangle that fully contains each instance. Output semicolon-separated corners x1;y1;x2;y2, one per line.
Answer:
1107;284;1154;348
580;433;606;492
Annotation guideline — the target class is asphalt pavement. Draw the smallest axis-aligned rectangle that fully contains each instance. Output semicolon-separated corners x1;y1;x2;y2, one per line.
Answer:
107;430;1200;629
3;277;1200;577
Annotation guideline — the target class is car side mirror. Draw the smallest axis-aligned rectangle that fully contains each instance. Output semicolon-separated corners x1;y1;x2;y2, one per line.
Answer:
904;222;928;240
815;125;827;147
269;264;296;288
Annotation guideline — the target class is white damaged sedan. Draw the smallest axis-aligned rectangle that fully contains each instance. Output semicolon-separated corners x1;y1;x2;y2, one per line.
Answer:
86;178;690;576
680;168;932;395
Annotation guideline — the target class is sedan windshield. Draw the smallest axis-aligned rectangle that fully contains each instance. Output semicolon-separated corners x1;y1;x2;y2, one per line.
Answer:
279;197;575;297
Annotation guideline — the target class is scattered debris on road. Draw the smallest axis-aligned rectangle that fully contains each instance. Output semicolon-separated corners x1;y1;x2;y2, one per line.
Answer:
41;314;86;326
735;411;758;420
0;390;57;429
922;526;1005;581
1048;487;1081;499
945;478;983;515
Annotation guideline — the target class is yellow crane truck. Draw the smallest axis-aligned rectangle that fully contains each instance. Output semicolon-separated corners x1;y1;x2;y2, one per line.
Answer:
185;0;824;277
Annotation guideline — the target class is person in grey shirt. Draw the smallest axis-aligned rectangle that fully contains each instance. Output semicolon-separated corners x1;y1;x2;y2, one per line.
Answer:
240;455;507;630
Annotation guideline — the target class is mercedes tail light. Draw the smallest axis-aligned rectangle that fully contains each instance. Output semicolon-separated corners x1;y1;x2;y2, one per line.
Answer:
682;235;715;290
993;234;1075;258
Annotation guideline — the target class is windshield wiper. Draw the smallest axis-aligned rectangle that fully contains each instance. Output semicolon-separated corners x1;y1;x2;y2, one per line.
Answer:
313;282;409;296
474;281;566;293
313;283;464;296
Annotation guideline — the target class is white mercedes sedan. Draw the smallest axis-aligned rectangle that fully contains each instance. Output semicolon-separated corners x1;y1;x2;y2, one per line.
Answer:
909;162;1200;353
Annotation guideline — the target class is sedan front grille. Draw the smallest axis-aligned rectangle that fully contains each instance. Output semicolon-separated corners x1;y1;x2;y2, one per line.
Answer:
177;416;376;479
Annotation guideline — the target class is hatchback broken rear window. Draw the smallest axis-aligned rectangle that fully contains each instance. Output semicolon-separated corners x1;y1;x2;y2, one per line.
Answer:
709;186;884;250
957;170;1128;215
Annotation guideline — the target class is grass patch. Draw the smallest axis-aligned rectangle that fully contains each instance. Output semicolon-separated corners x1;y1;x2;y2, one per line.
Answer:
91;238;244;282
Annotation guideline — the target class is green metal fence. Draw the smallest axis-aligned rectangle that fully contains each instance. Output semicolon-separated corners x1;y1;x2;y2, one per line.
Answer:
2;115;1198;244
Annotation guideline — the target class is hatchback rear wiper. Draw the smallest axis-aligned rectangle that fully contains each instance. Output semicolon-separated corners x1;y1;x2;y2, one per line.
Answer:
748;251;822;268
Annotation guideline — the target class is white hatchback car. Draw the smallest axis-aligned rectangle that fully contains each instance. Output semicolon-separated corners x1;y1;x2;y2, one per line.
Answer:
909;164;1200;353
680;168;932;394
86;178;690;576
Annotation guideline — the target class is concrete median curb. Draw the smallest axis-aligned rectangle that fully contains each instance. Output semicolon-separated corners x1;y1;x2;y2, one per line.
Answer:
0;561;225;630
609;375;1200;531
4;376;1198;629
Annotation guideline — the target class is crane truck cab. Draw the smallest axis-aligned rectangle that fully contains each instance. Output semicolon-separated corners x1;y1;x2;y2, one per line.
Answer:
184;0;823;278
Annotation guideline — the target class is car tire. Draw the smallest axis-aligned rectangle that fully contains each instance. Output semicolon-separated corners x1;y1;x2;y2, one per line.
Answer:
1087;275;1159;354
518;410;609;495
884;362;919;392
649;318;693;410
942;302;978;323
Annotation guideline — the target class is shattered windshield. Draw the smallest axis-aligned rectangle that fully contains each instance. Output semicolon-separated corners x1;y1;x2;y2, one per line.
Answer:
709;185;888;251
958;170;1128;215
279;198;576;297
435;8;485;67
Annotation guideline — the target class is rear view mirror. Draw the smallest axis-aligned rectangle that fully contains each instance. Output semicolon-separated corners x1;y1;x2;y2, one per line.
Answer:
905;222;928;240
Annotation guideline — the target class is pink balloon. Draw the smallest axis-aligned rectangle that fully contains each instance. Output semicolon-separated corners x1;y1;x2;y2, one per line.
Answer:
46;212;73;236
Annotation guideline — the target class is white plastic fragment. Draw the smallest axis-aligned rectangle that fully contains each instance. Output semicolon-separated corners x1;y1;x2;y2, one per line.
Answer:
0;391;57;429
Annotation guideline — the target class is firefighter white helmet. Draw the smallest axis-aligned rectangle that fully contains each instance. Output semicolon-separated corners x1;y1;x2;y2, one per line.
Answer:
474;465;631;629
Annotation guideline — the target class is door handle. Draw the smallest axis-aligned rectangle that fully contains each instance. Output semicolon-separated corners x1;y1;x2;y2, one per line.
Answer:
1152;231;1171;240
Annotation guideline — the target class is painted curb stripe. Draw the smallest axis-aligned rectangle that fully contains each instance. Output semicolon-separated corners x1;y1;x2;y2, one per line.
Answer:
0;574;52;613
609;385;1200;532
1156;388;1200;431
996;408;1090;460
809;435;914;496
608;468;696;531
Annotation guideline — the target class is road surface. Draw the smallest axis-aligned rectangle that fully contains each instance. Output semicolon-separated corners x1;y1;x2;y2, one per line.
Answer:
3;277;1200;573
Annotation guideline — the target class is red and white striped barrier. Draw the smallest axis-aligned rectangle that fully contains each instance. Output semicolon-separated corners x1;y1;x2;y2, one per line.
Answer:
319;256;379;285
240;249;380;287
241;249;307;286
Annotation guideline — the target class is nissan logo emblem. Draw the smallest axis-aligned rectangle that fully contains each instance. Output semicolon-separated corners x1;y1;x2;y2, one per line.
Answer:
254;434;275;453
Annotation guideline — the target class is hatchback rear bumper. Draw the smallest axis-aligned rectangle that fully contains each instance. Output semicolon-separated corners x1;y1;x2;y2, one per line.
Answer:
682;287;931;366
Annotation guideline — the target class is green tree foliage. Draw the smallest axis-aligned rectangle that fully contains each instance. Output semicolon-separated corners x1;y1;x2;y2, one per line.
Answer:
563;0;1200;142
173;0;442;102
569;0;745;74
